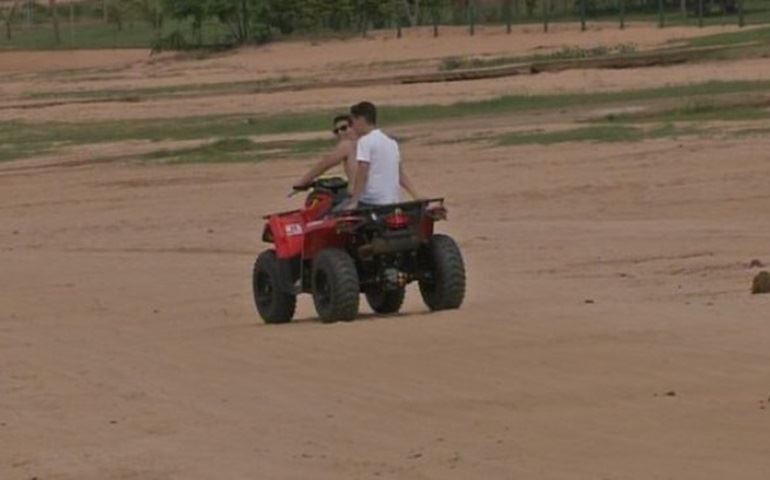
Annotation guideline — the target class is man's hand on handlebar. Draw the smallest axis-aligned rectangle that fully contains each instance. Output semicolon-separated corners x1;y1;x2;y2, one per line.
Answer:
288;181;309;198
290;178;317;197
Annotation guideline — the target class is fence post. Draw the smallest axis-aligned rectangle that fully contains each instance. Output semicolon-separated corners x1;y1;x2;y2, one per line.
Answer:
658;0;664;28
155;3;161;39
50;0;61;44
392;0;401;38
698;0;703;27
543;0;549;32
619;0;625;29
240;0;248;42
738;0;745;27
469;0;476;36
504;0;512;34
580;0;587;31
69;1;74;44
433;5;439;37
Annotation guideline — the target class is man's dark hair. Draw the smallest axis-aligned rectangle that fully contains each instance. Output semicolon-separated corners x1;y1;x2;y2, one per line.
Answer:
333;114;351;126
350;102;377;125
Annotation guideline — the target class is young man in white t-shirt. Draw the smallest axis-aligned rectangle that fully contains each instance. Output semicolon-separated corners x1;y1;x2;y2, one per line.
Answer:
346;101;420;209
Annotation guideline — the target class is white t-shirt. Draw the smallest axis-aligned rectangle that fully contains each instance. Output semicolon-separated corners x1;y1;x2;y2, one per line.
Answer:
356;129;400;205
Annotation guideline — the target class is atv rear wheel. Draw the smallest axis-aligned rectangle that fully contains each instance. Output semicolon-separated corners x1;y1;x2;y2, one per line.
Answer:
419;234;466;311
253;250;296;324
312;249;360;323
365;287;406;314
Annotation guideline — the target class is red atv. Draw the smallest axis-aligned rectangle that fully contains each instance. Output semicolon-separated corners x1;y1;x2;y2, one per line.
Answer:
252;177;465;323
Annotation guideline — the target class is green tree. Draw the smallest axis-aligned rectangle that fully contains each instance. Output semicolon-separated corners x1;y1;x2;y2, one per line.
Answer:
162;0;206;41
402;0;419;26
0;0;20;40
265;0;300;34
525;0;537;16
48;0;61;43
502;0;513;33
425;0;444;36
354;0;387;35
330;0;357;30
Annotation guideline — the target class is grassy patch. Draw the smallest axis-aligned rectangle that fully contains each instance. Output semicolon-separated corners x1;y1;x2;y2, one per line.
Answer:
378;79;770;125
0;122;57;162
496;123;696;146
135;137;332;164
0;142;55;163
731;126;770;137
274;138;332;158
681;25;770;48
603;102;770;123
440;44;638;71
0;114;328;148
0;18;230;50
139;138;261;164
23;76;294;101
3;78;770;163
0;113;336;163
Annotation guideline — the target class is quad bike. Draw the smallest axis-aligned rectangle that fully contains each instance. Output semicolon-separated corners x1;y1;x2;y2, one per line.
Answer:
252;177;465;323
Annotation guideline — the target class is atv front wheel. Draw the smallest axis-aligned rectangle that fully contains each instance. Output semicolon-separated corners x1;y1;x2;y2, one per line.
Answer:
419;234;466;311
365;287;405;314
312;249;360;323
253;250;296;324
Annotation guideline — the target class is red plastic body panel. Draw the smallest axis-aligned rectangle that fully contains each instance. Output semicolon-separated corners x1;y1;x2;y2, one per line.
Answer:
303;192;334;223
266;212;306;259
263;197;443;260
264;192;338;259
265;214;352;260
302;219;350;259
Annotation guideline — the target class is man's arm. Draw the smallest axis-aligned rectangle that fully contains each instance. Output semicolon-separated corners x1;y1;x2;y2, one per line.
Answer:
293;142;349;188
399;163;420;200
345;134;371;209
348;161;370;208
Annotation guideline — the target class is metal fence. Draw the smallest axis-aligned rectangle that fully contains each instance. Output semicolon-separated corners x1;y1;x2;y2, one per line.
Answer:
1;0;769;50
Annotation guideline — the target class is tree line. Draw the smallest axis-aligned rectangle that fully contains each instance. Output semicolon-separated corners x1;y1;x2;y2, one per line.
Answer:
0;0;748;46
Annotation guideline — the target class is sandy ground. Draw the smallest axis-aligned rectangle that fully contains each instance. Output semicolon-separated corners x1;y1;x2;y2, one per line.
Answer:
3;130;770;479
0;23;743;75
5;56;770;123
3;23;770;480
0;49;149;74
0;22;758;123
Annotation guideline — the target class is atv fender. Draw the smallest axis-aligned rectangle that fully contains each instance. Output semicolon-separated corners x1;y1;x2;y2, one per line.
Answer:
264;212;305;259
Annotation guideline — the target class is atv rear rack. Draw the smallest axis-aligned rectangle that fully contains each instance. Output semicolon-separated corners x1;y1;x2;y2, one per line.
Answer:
333;198;446;216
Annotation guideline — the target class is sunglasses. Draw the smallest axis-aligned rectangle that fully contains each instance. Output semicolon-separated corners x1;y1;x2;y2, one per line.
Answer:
333;125;349;135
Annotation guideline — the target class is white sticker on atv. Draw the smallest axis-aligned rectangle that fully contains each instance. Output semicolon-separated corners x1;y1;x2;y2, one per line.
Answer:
284;224;303;236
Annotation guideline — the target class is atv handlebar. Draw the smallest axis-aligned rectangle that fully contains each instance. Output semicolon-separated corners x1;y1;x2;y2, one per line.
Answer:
288;182;314;197
289;177;348;198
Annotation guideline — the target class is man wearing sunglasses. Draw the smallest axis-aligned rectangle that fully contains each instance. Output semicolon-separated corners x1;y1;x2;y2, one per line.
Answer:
293;114;358;190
